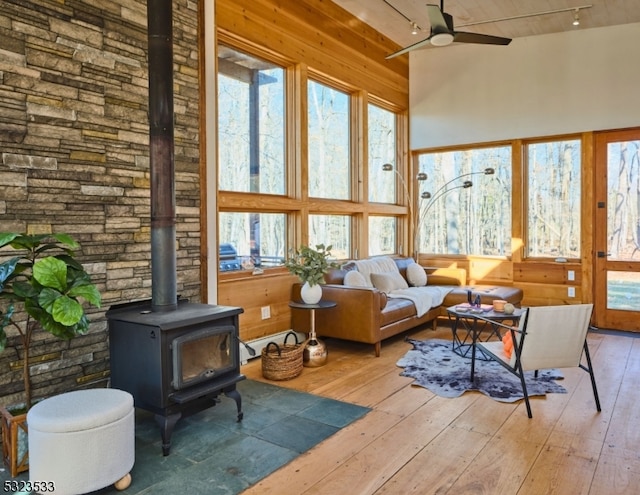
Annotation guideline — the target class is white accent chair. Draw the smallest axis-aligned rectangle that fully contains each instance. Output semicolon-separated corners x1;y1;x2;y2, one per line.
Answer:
27;388;135;495
475;304;601;418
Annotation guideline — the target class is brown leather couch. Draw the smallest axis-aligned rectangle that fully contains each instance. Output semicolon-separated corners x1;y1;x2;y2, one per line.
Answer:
291;257;523;357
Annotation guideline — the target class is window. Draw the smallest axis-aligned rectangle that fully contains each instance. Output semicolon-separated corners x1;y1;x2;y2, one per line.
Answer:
526;139;581;258
368;104;396;204
216;40;405;274
369;216;396;256
218;212;286;271
416;146;512;256
308;80;350;199
218;45;285;195
309;215;351;260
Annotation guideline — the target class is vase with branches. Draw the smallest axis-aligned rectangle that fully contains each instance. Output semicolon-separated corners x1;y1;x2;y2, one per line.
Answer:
284;244;339;304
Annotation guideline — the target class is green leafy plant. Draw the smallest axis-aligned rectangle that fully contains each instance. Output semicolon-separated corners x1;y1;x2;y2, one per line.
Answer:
284;244;339;286
0;233;102;410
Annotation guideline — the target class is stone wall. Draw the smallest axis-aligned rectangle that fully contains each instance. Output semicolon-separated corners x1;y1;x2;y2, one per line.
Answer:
0;0;202;406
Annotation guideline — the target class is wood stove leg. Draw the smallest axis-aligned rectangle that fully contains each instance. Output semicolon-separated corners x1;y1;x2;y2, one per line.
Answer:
225;387;243;422
155;412;181;456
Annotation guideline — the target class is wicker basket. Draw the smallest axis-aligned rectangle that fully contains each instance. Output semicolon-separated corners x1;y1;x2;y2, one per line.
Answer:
261;332;304;381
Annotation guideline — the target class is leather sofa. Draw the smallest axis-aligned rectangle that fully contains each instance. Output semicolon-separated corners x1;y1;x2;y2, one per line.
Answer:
291;257;523;357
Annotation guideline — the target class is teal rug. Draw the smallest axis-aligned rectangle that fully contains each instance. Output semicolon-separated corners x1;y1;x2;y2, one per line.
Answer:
1;379;370;495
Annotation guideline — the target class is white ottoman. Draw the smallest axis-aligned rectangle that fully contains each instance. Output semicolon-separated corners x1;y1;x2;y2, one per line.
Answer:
27;388;135;495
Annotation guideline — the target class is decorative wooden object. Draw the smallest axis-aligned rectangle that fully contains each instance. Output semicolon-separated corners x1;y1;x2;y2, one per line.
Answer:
0;405;29;476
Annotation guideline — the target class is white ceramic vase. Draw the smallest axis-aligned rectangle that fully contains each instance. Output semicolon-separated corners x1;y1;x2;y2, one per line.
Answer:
300;281;322;304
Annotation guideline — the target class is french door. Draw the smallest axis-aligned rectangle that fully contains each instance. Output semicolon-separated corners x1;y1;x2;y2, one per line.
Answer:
594;128;640;331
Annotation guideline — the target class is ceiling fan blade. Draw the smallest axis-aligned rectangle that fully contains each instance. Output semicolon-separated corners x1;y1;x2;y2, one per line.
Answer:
426;4;451;33
453;31;512;45
385;37;433;59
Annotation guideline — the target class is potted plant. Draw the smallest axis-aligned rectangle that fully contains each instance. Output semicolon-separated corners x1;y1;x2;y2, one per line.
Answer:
284;244;339;304
0;233;102;475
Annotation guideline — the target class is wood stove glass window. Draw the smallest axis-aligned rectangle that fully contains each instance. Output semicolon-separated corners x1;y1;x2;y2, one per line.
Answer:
172;326;236;390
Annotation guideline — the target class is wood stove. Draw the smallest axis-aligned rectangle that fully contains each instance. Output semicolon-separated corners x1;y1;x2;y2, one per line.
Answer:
107;299;245;455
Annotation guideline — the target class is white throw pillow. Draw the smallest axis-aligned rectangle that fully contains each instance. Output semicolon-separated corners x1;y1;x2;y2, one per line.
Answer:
406;262;427;287
344;270;368;287
370;271;409;293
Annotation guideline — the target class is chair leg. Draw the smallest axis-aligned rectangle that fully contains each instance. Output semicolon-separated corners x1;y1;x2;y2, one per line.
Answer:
517;369;533;418
581;341;601;412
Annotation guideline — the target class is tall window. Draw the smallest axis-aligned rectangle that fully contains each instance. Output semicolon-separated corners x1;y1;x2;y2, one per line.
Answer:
368;104;396;203
218;45;285;194
217;45;287;272
416;146;512;256
308;80;350;199
526;139;581;258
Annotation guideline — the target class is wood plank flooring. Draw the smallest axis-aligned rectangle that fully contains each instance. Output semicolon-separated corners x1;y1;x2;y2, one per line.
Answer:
239;323;640;495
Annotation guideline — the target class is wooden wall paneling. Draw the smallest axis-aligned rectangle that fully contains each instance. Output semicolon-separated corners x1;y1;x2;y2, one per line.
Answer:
511;139;525;263
513;262;582;285
519;282;583;306
217;273;299;341
216;0;408;107
467;258;512;284
580;132;595;305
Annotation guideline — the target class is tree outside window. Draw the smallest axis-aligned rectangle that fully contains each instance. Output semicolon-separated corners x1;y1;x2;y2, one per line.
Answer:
369;216;397;256
368;104;396;204
526;139;581;258
218;46;285;194
308;81;350;200
309;214;351;260
417;146;512;256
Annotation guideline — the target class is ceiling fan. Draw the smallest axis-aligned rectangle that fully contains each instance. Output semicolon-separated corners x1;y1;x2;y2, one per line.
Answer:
386;0;512;59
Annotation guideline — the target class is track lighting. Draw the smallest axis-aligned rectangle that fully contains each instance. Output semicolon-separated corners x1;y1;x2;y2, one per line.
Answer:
410;21;419;35
573;9;580;26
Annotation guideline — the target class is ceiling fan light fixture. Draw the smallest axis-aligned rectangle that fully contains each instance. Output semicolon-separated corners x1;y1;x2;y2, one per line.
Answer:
430;32;454;46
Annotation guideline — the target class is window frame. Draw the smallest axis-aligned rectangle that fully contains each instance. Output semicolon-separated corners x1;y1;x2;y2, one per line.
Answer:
216;35;408;279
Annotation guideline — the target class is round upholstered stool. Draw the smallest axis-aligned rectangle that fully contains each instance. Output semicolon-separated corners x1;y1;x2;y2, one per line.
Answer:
27;388;134;495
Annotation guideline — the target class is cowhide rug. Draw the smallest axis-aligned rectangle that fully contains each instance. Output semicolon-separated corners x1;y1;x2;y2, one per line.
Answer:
396;338;566;403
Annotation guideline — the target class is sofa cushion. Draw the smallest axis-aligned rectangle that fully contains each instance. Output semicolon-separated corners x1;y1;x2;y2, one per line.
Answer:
353;256;399;286
406;262;427;287
371;271;408;293
344;270;368;287
380;297;416;325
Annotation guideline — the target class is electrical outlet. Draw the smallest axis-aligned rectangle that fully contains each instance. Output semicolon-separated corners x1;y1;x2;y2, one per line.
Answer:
568;270;575;281
568;287;576;298
261;306;271;319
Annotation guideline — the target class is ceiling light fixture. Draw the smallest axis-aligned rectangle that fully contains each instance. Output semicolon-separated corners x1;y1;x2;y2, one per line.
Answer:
458;4;593;28
410;22;419;35
573;9;580;26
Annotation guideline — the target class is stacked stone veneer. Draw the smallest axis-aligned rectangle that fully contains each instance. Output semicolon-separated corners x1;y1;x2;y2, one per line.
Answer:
0;0;202;406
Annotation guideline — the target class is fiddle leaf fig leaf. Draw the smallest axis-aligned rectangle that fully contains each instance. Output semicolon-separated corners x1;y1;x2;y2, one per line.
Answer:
0;258;20;288
51;296;83;326
33;257;68;292
68;285;102;308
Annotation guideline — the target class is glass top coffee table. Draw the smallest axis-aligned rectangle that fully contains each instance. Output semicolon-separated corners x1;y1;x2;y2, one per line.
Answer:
446;304;523;380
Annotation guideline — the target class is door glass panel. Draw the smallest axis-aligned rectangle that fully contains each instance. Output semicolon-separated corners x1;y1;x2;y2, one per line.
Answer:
607;140;640;261
607;271;640;310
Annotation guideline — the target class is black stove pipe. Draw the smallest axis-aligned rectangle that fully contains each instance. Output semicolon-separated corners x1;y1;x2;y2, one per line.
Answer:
148;0;177;312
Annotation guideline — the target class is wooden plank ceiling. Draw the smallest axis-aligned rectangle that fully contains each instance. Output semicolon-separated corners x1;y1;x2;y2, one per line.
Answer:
333;0;640;53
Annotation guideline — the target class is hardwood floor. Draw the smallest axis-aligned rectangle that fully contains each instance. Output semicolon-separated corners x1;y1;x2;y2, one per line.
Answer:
239;323;640;495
